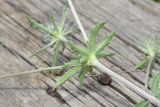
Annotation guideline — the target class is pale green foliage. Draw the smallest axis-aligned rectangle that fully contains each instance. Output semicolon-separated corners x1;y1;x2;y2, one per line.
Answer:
134;58;149;69
134;36;159;92
28;6;75;67
134;100;149;107
135;36;159;70
151;74;160;99
79;69;86;87
55;66;81;88
134;36;160;107
70;23;115;65
55;22;116;88
28;5;116;89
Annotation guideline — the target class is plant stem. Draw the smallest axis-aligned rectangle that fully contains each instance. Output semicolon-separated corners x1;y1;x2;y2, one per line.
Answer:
67;0;160;106
67;0;88;43
92;59;160;107
145;57;153;92
52;41;59;67
0;66;62;79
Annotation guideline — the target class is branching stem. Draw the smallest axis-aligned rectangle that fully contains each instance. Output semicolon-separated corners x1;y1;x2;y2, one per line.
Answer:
145;57;153;92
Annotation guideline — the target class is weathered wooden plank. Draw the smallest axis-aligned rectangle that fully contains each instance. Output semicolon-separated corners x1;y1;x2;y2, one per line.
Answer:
20;0;146;100
0;44;69;107
12;0;139;104
0;0;119;106
32;0;160;103
0;0;159;107
60;0;160;86
0;0;141;105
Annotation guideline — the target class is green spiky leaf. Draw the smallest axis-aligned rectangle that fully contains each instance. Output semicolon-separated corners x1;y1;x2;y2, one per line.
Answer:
96;32;116;54
88;22;106;52
32;41;55;57
96;51;115;58
69;42;89;55
141;47;149;55
135;58;149;69
61;5;68;28
134;100;149;107
50;16;57;30
135;36;159;71
28;17;53;35
144;36;159;58
154;35;158;55
146;38;152;55
79;56;88;64
63;60;80;68
55;66;81;88
53;42;59;66
151;74;160;98
63;26;74;36
79;69;85;87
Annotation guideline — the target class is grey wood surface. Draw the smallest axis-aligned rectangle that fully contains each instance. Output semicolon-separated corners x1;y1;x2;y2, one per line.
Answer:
0;0;160;107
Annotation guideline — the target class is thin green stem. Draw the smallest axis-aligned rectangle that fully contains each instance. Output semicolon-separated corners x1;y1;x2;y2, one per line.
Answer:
0;66;62;79
60;43;65;53
145;57;154;92
53;41;59;67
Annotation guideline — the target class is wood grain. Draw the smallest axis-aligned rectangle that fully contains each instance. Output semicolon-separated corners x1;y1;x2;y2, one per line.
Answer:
0;0;159;106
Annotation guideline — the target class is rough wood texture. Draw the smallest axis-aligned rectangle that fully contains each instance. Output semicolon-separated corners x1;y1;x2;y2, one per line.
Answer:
0;0;159;107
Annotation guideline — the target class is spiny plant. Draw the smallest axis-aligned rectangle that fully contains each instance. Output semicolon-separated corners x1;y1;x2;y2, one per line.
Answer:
134;36;160;107
0;0;160;106
134;36;159;91
55;22;115;88
28;6;74;68
28;5;115;88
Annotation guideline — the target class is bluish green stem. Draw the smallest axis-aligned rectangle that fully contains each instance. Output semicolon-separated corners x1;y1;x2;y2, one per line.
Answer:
0;66;62;79
145;57;154;92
